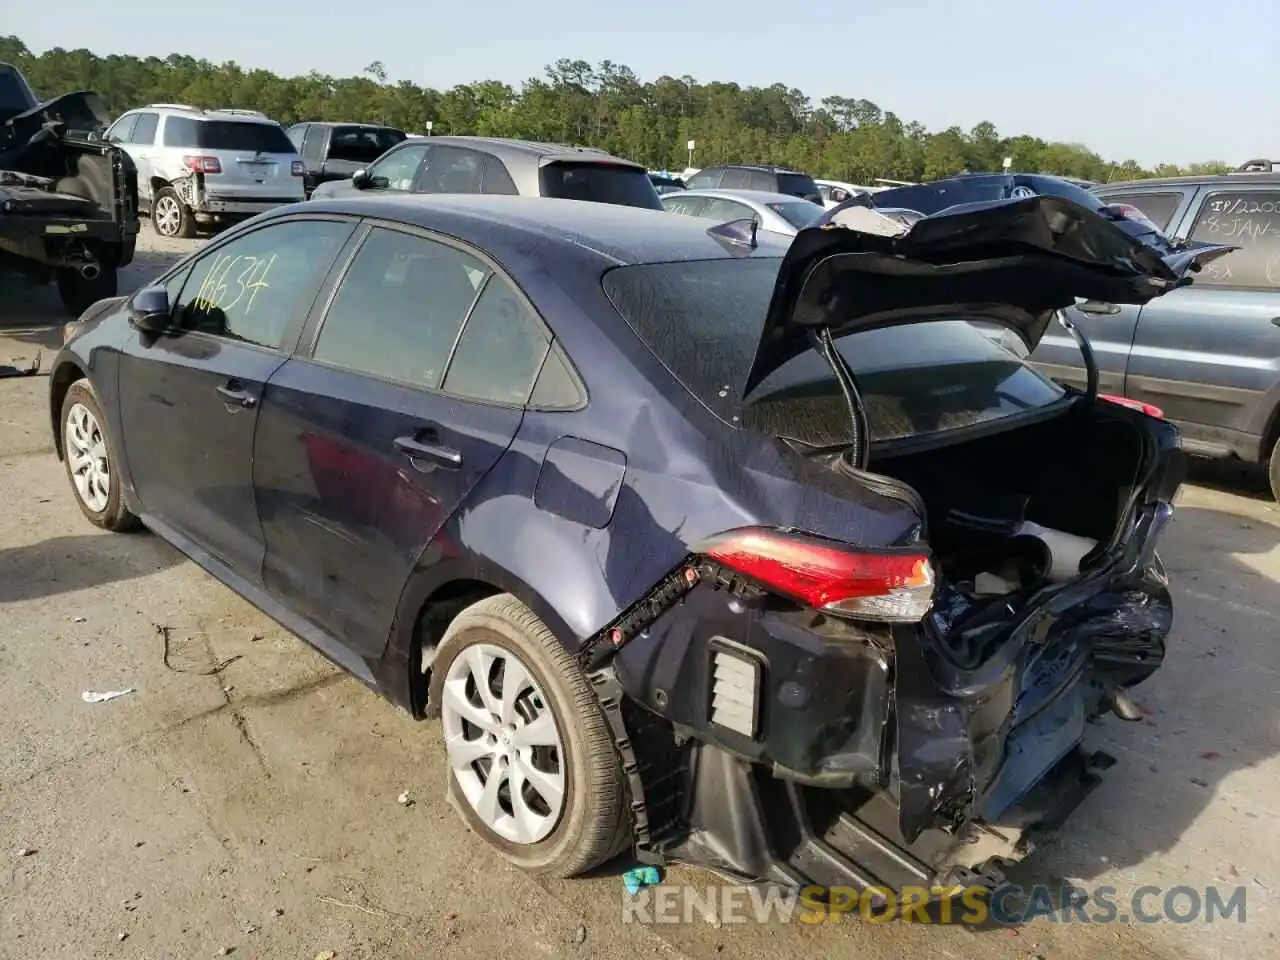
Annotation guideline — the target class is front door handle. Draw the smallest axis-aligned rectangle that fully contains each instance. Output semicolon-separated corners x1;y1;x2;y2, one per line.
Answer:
394;432;463;470
216;382;257;409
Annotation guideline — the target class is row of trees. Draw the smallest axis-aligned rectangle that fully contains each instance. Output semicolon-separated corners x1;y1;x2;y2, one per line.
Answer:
2;35;1229;184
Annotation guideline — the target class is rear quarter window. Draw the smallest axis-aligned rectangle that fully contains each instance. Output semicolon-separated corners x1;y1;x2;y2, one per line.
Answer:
1186;190;1280;289
540;163;663;209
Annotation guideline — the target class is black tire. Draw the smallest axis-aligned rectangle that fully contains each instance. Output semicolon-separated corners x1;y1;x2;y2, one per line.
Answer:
151;186;196;239
428;594;630;877
1268;439;1280;503
56;266;118;317
59;379;141;532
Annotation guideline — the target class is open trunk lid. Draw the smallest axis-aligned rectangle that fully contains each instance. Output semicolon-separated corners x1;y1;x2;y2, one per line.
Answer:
744;192;1234;394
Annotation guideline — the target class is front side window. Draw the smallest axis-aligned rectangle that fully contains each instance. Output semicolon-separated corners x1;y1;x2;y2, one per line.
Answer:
172;220;355;349
301;124;325;161
367;144;431;191
768;200;823;229
1186;191;1280;289
286;124;306;151
311;227;487;389
685;169;723;190
442;276;550;405
131;112;159;145
106;113;139;144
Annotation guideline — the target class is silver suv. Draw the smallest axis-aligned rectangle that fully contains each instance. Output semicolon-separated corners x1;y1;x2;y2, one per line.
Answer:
103;104;305;238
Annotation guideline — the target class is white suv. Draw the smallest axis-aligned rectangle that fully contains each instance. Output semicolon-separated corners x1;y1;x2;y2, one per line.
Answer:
103;104;306;237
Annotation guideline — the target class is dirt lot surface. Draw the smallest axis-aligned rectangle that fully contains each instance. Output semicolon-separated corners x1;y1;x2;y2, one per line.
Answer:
1;227;1276;959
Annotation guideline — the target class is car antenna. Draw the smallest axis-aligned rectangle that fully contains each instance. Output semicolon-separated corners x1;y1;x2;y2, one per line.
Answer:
706;218;758;252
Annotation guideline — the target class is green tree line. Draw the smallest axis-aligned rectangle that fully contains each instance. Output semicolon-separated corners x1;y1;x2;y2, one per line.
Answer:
3;35;1230;183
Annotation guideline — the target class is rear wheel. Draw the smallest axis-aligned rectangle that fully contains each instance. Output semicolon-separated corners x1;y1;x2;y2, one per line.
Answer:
60;380;140;532
428;594;630;877
1268;439;1280;503
151;186;196;239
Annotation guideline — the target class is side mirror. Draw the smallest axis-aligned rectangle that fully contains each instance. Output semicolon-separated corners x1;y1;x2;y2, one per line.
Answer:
352;168;370;189
128;284;171;334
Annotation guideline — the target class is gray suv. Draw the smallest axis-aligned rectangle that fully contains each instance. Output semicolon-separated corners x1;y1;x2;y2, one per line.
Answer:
1029;167;1280;500
104;104;305;237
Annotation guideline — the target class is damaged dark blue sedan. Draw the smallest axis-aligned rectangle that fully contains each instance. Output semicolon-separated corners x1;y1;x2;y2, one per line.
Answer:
48;186;1229;894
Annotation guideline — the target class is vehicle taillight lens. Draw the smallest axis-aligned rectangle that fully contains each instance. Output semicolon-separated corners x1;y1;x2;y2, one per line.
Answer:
291;160;305;176
1099;393;1165;419
182;155;222;174
702;527;935;623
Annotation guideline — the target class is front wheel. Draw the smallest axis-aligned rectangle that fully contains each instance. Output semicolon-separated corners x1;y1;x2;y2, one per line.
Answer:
60;380;140;532
428;594;630;877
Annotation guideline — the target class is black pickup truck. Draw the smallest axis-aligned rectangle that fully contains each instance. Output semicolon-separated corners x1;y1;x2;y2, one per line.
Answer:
0;62;139;316
285;121;406;198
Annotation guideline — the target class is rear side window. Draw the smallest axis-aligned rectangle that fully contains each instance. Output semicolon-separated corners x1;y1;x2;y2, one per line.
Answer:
165;118;296;153
662;195;708;218
768;201;823;229
328;126;405;164
1187;191;1280;288
540;163;663;209
775;172;821;201
417;146;485;193
719;168;751;189
1098;191;1183;231
442;276;551;405
747;170;775;192
312;228;486;389
482;155;518;195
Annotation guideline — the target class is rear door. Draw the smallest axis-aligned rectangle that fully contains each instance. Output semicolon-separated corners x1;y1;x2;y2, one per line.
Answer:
1123;185;1280;459
254;223;552;657
115;216;357;579
1029;185;1197;394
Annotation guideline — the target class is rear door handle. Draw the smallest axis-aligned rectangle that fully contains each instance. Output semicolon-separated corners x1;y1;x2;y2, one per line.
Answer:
216;382;257;409
394;431;462;470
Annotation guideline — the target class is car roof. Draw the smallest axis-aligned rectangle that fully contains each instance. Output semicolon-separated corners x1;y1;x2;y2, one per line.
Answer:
417;135;640;169
698;164;806;175
295;120;404;131
669;188;810;206
299;194;790;266
134;104;279;125
1097;172;1280;190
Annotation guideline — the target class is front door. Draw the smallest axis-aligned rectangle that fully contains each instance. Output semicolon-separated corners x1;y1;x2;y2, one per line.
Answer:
115;217;356;579
254;224;554;657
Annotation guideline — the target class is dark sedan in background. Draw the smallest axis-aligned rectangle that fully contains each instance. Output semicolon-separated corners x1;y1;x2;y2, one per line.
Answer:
48;191;1222;900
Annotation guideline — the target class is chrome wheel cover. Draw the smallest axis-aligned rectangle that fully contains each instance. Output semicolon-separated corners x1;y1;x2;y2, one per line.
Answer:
440;642;566;844
65;402;110;513
154;195;181;236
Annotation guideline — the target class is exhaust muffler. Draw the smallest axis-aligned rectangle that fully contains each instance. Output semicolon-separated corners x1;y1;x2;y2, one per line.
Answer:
79;262;102;281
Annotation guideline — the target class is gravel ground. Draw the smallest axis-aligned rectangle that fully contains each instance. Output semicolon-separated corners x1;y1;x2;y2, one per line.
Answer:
0;226;1276;960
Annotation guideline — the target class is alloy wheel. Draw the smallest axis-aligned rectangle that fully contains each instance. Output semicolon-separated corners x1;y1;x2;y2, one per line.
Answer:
154;195;181;237
65;402;110;513
440;642;567;845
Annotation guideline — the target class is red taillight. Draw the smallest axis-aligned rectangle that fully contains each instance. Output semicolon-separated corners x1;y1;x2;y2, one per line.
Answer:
291;160;305;176
702;527;935;623
1099;394;1165;419
182;155;221;174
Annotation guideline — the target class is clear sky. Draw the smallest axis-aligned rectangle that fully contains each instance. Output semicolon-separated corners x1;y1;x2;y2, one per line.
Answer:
12;0;1278;167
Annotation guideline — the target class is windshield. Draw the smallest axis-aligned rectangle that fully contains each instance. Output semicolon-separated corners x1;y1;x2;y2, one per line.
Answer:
601;257;1066;441
164;117;296;153
541;162;663;209
768;200;824;229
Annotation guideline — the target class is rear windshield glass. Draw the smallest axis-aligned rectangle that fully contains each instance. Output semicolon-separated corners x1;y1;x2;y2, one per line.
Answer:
776;172;821;200
541;163;663;209
768;201;823;229
329;126;406;164
163;117;296;153
601;258;1066;442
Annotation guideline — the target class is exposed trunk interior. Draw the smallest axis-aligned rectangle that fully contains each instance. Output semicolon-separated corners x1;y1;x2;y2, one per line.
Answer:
866;402;1151;593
